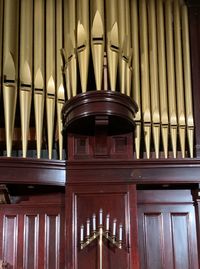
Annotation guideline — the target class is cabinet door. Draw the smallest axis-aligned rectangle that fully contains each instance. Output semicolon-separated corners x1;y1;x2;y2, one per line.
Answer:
0;193;65;269
137;190;199;269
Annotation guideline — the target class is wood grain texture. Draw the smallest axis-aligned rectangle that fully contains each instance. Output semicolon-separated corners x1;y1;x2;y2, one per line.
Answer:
138;190;199;269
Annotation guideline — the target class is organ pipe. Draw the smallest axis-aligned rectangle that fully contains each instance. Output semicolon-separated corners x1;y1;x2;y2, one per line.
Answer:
90;0;105;91
106;0;119;92
118;0;126;94
139;0;151;159
0;0;195;160
34;0;45;158
174;0;186;158
20;0;33;158
157;0;169;158
165;0;178;158
3;0;19;157
181;4;194;158
125;0;132;97
46;0;56;159
66;0;77;97
131;0;141;159
56;0;64;160
148;0;160;159
77;0;90;93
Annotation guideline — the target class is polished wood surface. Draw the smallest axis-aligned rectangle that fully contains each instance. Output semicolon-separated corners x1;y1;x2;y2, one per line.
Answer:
65;183;139;269
0;193;65;268
138;189;199;269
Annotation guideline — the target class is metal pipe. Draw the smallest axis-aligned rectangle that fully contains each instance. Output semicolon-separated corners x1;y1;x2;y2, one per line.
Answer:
34;0;45;158
139;0;151;159
181;4;194;158
165;0;177;158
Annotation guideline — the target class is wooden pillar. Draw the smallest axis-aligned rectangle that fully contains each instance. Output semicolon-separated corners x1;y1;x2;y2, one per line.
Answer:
63;91;139;269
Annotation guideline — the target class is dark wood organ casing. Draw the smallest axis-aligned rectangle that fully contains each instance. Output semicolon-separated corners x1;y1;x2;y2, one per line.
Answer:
0;0;200;269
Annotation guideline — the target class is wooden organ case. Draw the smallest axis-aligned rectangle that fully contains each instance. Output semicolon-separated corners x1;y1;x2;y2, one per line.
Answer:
0;0;200;269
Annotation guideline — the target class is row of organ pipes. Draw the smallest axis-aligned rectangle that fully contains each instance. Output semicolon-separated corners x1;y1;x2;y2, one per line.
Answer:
0;0;194;160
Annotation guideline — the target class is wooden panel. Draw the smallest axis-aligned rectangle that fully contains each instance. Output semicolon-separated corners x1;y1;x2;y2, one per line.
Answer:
138;190;199;269
0;193;65;268
171;213;190;269
23;215;39;269
2;215;18;268
142;213;164;269
65;184;139;269
45;214;60;269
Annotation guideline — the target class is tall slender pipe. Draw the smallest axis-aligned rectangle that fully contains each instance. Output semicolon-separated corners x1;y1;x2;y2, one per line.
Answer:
34;0;45;158
157;0;169;158
3;0;19;157
56;0;64;160
90;0;105;91
181;5;194;158
77;0;89;93
165;0;177;158
131;0;141;159
46;0;56;159
148;0;160;158
174;0;186;158
106;0;119;92
20;0;33;158
139;0;151;159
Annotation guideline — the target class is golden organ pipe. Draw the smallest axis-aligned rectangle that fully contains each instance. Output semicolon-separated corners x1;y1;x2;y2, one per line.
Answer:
139;0;151;159
165;0;177;158
66;0;77;97
46;0;56;160
3;0;19;157
118;0;126;94
157;0;169;158
77;0;89;93
56;0;64;160
106;0;119;92
125;0;132;97
181;5;194;158
20;0;33;158
90;0;105;91
148;0;160;159
174;0;186;158
60;48;71;100
34;0;45;158
131;0;141;159
57;85;65;160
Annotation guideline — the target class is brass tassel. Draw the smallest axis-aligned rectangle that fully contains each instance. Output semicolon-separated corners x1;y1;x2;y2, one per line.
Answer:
139;0;151;159
148;0;160;159
106;0;119;91
157;0;169;158
3;0;19;157
20;0;33;158
174;0;186;158
181;5;194;158
165;0;177;158
46;0;56;159
56;0;64;160
131;0;141;159
77;0;89;93
91;0;105;91
34;0;45;158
